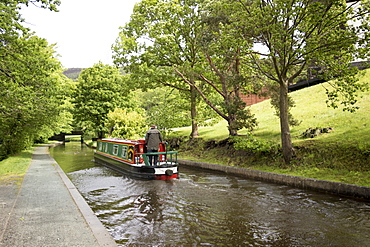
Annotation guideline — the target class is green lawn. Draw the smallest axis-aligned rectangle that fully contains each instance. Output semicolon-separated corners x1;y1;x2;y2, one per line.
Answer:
174;69;370;187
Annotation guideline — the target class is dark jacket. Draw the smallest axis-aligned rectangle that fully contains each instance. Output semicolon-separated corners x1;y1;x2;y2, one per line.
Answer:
145;128;163;150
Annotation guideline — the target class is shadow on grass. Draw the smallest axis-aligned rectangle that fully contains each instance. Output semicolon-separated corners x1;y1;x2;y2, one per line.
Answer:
254;131;281;142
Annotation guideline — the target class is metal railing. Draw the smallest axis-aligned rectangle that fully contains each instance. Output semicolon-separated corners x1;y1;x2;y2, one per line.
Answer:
136;151;178;166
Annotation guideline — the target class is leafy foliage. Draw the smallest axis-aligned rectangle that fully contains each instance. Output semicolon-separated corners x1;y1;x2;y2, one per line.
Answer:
0;36;70;156
231;135;278;153
138;87;224;137
137;88;192;129
106;108;147;139
72;63;133;138
0;0;73;157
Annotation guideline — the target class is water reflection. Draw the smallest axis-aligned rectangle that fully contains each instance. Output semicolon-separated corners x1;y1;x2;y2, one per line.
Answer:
51;142;370;246
49;143;96;173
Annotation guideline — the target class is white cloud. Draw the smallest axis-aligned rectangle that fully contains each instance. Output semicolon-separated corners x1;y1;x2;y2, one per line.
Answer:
21;0;141;68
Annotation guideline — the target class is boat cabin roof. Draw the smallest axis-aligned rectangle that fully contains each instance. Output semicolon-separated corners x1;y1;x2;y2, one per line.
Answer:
99;138;145;145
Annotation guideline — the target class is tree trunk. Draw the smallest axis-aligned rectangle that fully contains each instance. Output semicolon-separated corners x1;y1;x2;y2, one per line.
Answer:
228;116;238;136
97;131;104;139
189;86;199;138
226;95;238;136
279;82;294;163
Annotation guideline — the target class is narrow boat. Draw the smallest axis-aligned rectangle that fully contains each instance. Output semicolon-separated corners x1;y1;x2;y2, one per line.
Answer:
94;138;179;180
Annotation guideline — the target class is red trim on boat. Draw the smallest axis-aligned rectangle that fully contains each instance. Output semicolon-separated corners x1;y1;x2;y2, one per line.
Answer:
154;174;179;180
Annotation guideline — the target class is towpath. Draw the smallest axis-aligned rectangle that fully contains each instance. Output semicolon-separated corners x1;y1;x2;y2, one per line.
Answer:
0;145;117;247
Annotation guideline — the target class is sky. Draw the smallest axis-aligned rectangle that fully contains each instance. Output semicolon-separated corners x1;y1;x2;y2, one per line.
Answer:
21;0;141;68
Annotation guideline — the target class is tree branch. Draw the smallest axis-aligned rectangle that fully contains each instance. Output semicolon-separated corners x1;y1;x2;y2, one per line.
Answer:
173;67;228;120
197;74;225;98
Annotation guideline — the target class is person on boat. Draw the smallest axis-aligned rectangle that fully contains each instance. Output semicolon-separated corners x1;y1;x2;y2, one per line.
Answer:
145;125;163;165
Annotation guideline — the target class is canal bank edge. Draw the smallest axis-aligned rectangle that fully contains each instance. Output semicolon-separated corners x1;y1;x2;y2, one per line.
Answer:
49;143;117;246
178;159;370;200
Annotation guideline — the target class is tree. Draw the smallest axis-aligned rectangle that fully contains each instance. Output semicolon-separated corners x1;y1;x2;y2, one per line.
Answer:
0;0;61;82
72;63;133;138
113;0;205;138
0;0;60;55
0;36;70;155
137;88;192;130
113;0;258;137
223;0;370;163
136;87;221;134
106;108;147;139
0;0;73;157
173;2;260;135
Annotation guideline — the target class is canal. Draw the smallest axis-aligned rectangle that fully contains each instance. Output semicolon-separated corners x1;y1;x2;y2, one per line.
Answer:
50;142;370;246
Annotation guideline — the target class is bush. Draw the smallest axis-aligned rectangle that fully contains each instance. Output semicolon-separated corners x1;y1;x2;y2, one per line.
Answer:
231;135;279;153
0;146;8;162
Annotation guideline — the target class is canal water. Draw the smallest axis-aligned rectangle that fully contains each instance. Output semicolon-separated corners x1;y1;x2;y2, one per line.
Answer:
50;142;370;246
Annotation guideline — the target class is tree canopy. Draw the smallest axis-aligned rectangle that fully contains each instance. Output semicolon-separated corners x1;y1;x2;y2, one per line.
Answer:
72;63;134;138
113;0;206;138
106;108;147;139
0;0;71;158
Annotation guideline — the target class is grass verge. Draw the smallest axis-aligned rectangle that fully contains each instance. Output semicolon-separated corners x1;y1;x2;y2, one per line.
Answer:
177;138;370;187
0;147;34;185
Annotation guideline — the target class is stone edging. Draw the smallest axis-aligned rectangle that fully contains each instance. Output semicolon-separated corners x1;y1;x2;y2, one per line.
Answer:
178;159;370;200
48;143;117;246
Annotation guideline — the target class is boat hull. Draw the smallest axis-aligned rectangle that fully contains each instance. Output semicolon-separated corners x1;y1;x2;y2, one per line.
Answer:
94;152;179;180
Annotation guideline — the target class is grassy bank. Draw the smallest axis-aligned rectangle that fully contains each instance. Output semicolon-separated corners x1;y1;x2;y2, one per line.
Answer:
173;70;370;187
0;147;34;185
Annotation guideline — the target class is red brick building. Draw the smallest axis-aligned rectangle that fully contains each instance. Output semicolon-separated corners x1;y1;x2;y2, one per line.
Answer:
240;93;270;106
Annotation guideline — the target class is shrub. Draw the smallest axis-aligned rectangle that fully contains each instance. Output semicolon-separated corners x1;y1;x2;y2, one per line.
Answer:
231;135;279;153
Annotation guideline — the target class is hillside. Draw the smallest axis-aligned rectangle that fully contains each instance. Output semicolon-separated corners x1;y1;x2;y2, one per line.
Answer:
173;69;370;186
63;68;84;80
249;72;370;146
